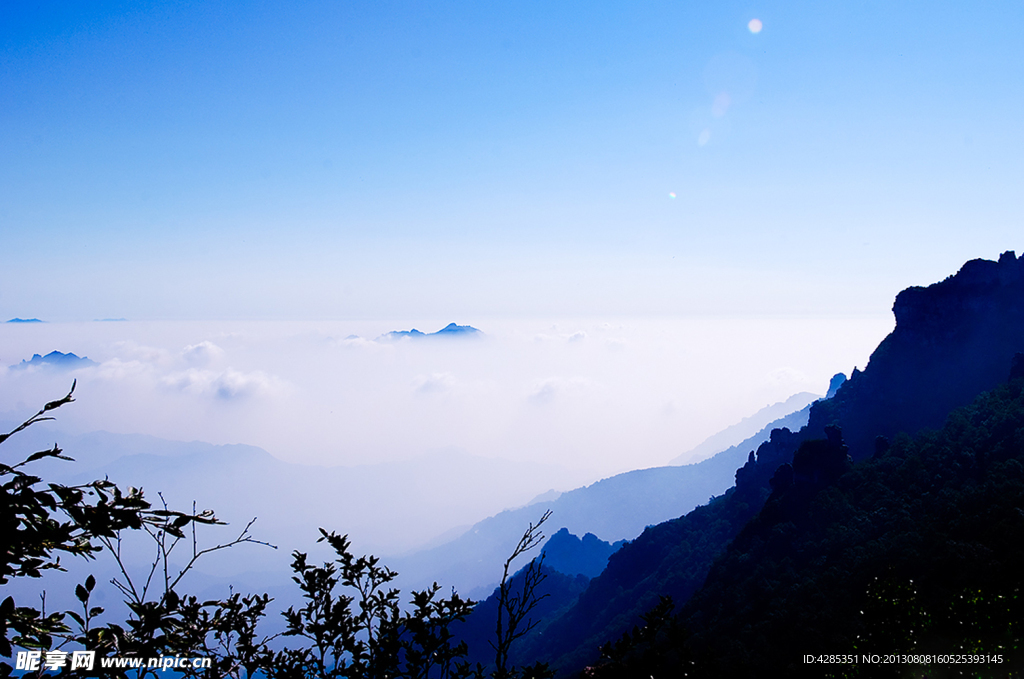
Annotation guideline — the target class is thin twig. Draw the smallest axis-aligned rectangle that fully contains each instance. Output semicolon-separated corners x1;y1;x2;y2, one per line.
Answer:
0;381;76;447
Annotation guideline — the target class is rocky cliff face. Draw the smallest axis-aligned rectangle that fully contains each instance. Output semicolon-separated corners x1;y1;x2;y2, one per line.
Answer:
809;250;1024;459
892;250;1024;339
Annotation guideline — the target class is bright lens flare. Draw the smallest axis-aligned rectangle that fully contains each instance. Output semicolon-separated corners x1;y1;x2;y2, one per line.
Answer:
748;18;763;33
668;192;677;199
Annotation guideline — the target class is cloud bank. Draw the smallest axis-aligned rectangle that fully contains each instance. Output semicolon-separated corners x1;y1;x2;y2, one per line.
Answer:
0;317;893;480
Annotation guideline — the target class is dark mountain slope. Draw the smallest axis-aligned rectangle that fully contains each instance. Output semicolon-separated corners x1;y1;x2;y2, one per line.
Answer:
809;251;1024;460
520;251;1024;674
602;369;1024;677
454;531;624;671
517;442;791;673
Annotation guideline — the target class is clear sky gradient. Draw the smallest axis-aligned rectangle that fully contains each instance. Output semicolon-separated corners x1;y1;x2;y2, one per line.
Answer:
3;1;1022;321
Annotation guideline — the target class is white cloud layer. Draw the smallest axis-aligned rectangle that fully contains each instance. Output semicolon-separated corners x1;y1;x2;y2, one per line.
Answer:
160;367;281;400
182;340;225;366
528;377;595;405
414;372;457;394
0;316;894;478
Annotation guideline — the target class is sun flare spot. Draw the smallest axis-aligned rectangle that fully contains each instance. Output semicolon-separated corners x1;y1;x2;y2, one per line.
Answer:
668;192;677;199
748;18;763;34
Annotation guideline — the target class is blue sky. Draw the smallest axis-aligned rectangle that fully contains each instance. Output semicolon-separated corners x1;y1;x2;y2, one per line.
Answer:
2;1;1023;320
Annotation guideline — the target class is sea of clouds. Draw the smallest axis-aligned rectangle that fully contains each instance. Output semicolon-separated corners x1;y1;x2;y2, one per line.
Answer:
1;316;893;479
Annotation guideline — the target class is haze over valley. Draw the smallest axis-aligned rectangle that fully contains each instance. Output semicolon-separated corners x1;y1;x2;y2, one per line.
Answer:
0;315;889;557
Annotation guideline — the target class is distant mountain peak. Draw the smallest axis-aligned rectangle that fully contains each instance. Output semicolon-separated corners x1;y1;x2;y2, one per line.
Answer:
541;528;625;579
382;329;427;339
10;350;97;371
6;318;43;323
377;323;482;341
434;322;480;335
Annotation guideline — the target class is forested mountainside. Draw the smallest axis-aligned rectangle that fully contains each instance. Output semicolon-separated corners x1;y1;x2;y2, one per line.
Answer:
594;362;1024;677
516;252;1024;675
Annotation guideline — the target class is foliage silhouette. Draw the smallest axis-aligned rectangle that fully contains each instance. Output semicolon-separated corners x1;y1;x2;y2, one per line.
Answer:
270;528;479;679
1;386;553;678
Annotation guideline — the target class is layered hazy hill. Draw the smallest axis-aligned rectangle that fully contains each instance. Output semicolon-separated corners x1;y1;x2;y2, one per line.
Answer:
0;370;825;607
0;424;590;561
1;338;826;616
508;251;1024;674
668;390;822;465
0;423;599;624
389;389;825;597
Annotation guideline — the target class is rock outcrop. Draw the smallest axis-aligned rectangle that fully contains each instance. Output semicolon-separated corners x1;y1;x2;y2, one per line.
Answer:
809;251;1024;459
